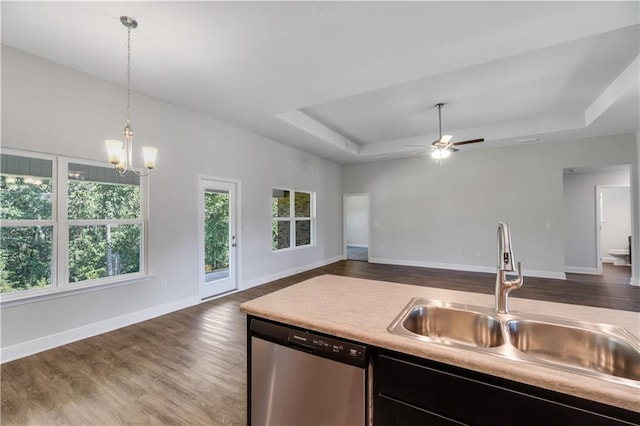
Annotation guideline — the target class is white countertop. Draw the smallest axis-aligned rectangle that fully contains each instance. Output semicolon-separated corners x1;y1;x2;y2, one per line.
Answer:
240;274;640;412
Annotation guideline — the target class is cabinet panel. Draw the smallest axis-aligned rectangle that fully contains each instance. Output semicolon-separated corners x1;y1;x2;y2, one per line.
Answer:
373;350;639;426
375;394;466;426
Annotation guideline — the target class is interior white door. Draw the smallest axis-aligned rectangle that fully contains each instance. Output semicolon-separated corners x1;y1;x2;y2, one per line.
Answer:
199;178;237;299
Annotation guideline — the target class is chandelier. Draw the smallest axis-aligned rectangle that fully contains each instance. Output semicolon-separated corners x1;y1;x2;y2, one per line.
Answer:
105;16;157;176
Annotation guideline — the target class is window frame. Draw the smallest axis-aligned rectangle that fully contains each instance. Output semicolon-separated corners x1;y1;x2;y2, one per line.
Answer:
1;148;150;304
271;188;316;252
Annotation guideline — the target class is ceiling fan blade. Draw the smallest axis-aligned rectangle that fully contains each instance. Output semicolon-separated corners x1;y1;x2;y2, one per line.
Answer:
405;144;429;148
450;147;460;153
452;138;484;146
411;148;429;156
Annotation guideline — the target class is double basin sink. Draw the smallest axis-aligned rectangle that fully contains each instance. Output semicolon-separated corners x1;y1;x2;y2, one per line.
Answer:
387;298;640;387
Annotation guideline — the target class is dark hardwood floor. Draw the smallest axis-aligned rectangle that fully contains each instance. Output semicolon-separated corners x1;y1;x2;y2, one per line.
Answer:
1;261;637;425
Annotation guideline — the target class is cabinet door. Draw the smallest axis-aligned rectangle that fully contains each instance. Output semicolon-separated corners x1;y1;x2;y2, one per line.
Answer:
374;351;640;426
375;394;466;426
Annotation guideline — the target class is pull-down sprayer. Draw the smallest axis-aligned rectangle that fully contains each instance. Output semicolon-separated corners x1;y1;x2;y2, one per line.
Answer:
495;222;523;314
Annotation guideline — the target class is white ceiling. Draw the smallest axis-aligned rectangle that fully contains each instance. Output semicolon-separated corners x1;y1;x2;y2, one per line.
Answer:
2;1;639;164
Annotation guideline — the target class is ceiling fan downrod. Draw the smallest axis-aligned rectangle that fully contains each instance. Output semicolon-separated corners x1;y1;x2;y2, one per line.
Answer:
436;103;445;141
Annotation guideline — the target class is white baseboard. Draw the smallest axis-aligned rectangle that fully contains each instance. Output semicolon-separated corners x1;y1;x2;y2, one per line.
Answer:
630;276;640;287
346;244;368;248
525;269;567;280
602;257;614;264
370;257;494;274
564;266;600;275
0;295;200;364
241;255;344;290
369;257;566;280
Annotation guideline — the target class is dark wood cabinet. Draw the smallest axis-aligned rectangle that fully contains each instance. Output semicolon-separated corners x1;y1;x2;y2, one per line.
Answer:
373;349;640;426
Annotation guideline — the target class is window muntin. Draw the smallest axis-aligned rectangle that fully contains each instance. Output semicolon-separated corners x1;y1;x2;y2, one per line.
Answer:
0;150;147;297
272;188;314;251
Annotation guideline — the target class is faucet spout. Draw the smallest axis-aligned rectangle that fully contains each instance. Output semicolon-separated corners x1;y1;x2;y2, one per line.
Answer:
495;222;523;314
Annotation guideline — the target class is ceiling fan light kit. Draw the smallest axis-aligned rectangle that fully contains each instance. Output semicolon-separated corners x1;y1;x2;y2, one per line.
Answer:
431;148;451;160
423;103;485;163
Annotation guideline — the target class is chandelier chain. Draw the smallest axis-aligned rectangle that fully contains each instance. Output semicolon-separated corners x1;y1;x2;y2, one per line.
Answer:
126;23;132;125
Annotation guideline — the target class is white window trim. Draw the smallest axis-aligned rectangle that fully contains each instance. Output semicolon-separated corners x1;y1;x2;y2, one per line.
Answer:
0;148;150;305
271;188;316;252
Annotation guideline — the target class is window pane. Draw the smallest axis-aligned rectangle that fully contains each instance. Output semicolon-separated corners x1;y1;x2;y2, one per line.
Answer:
272;220;290;250
295;220;311;246
1;154;53;221
295;192;311;217
0;226;53;293
68;224;141;283
68;163;140;220
272;189;290;218
204;191;230;278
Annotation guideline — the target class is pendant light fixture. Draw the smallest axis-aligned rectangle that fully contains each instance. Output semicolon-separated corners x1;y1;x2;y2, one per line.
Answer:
105;16;157;176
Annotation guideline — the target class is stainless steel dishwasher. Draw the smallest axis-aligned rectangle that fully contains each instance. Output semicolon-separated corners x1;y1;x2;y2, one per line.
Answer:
249;318;368;426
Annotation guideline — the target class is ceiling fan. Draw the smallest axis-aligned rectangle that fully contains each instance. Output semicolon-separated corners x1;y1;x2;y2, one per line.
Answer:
407;103;484;161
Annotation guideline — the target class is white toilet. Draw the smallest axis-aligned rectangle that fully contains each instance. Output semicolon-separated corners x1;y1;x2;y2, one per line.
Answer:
608;248;630;266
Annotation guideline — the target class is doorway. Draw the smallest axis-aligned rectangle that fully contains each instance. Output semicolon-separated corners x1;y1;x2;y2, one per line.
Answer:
597;185;631;272
344;194;369;262
199;176;239;299
563;165;631;277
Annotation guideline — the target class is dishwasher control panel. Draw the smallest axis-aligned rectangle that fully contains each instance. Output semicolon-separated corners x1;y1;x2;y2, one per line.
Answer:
288;331;366;362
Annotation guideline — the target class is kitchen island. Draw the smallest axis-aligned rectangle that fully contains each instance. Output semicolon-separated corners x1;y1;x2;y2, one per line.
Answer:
240;274;640;422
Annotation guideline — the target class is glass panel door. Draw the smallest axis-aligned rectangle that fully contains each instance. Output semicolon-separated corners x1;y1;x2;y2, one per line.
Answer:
199;179;237;299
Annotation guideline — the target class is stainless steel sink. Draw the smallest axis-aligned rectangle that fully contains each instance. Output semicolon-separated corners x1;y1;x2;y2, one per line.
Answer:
507;319;640;382
387;300;504;349
400;305;504;348
388;298;640;387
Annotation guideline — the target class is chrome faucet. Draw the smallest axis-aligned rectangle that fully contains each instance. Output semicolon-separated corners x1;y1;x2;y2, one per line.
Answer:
495;222;523;314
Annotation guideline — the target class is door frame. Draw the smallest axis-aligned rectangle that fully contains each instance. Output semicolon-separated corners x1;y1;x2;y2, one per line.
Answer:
198;174;242;300
343;193;370;262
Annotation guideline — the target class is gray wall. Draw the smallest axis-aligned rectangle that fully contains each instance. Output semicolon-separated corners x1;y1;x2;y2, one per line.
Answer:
343;133;638;279
563;168;630;271
1;46;343;354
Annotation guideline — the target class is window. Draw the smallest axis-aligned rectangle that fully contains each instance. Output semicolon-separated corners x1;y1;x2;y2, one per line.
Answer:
1;150;147;297
0;153;54;293
272;188;315;251
67;163;142;283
